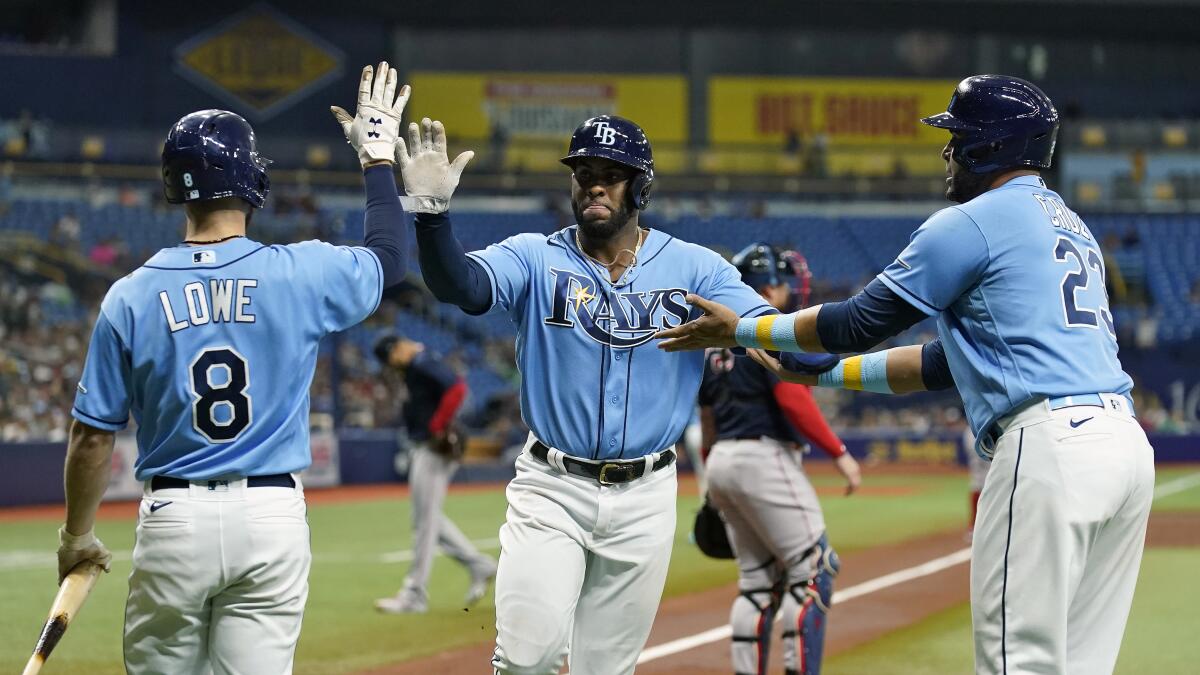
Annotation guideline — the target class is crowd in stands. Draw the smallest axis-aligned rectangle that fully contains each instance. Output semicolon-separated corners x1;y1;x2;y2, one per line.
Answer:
2;197;1199;445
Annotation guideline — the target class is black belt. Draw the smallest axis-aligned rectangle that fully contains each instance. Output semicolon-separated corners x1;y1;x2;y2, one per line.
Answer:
150;473;295;490
530;440;675;485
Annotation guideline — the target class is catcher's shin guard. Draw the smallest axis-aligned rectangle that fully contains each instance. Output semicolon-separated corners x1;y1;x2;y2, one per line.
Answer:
730;585;780;675
782;534;840;675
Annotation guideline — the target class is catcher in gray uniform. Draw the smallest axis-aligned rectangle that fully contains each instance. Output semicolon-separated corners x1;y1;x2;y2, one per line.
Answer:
697;244;861;675
373;333;497;613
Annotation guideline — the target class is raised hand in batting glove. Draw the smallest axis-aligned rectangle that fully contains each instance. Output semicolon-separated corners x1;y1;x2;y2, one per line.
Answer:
395;117;474;214
331;62;411;168
57;525;111;585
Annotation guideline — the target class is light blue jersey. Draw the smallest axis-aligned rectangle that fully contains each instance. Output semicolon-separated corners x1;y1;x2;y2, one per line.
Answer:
470;225;772;460
877;176;1133;447
72;237;382;480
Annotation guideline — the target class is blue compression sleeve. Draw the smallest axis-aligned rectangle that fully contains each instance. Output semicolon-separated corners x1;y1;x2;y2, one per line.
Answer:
815;278;928;354
363;165;408;288
414;212;492;314
921;338;956;391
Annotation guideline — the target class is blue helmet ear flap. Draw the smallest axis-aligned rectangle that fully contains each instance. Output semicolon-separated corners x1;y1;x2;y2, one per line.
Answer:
628;170;653;210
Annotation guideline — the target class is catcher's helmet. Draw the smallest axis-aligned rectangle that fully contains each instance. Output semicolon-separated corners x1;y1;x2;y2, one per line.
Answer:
732;242;787;290
561;115;654;210
162;110;271;208
921;75;1059;174
779;249;813;310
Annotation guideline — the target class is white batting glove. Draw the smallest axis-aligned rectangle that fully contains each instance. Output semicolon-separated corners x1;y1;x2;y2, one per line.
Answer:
395;117;474;214
331;62;411;168
57;526;112;585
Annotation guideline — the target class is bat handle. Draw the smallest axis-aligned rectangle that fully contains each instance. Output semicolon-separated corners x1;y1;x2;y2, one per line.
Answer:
22;653;45;675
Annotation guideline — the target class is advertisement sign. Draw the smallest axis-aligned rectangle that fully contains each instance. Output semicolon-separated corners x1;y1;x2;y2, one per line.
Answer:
709;76;956;146
175;4;344;119
407;72;688;144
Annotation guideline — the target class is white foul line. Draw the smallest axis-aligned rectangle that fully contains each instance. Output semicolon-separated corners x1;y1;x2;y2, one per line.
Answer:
638;470;1200;665
1153;471;1200;501
637;547;972;665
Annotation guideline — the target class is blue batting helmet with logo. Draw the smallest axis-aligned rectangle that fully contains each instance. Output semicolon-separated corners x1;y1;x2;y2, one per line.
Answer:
162;110;271;208
921;75;1060;174
561;115;654;209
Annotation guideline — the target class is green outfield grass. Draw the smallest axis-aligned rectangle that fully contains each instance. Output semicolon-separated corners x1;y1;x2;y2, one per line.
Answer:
826;549;1200;675
827;468;1200;675
0;467;1192;674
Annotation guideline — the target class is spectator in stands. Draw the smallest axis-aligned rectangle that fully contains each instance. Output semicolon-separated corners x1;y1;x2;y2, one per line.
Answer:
489;121;509;172
1101;233;1129;304
49;213;81;251
1191;278;1200;305
784;126;803;157
87;237;130;269
805;130;829;178
0;161;12;216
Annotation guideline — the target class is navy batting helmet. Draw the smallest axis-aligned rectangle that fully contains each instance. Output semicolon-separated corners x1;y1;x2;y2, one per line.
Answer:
561;115;654;210
732;242;785;290
162;110;271;208
921;75;1059;174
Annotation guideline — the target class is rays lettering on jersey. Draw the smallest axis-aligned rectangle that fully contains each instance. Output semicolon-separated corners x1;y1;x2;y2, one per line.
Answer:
543;268;690;348
160;279;258;333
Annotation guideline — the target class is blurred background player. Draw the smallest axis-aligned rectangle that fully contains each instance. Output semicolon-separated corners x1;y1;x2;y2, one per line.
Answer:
963;425;990;541
57;63;411;674
698;242;861;675
372;332;498;613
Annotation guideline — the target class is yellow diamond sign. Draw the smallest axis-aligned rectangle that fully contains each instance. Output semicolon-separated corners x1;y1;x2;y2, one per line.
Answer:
175;4;343;119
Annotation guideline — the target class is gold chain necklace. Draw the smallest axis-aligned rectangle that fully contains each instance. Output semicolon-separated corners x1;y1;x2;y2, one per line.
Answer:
575;227;644;276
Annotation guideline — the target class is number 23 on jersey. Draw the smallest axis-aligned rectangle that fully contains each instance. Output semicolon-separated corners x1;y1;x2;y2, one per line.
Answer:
1034;194;1117;339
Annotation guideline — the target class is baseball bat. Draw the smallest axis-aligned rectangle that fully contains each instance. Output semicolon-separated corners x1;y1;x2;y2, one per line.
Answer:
22;561;104;675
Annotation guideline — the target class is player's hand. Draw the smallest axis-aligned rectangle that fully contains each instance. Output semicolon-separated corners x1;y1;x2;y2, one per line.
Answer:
747;349;817;384
395;118;474;214
331;62;410;169
834;452;861;496
655;295;739;351
57;526;112;585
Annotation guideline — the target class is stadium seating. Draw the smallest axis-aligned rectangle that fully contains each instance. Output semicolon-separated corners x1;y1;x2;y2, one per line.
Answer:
3;200;1198;348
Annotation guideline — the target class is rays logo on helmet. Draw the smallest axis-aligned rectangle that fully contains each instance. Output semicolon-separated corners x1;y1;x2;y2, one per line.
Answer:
593;121;617;145
542;268;691;348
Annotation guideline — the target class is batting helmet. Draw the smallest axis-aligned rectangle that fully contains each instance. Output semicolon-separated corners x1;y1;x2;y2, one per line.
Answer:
921;75;1059;174
162;110;271;208
561;115;654;210
732;242;786;290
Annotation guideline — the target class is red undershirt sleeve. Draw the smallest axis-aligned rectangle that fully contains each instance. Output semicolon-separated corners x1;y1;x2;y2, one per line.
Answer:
772;381;845;458
428;379;467;435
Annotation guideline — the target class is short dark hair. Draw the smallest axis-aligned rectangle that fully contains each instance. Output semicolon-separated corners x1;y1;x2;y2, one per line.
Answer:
373;334;400;365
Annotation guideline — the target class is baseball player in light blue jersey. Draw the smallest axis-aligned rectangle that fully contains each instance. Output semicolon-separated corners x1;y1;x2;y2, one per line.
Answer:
56;63;412;674
393;114;773;674
657;75;1155;675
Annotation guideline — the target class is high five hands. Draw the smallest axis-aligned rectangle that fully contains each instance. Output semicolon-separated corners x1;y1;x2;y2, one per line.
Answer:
654;295;740;351
331;62;411;168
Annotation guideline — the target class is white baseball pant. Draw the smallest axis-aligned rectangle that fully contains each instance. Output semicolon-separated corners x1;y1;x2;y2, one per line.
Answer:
123;476;310;675
490;437;677;675
971;394;1154;675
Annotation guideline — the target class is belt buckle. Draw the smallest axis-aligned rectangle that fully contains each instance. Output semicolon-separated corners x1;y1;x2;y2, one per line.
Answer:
598;463;630;485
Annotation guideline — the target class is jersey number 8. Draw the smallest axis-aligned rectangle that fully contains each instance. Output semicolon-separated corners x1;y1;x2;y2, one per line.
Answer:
189;347;252;443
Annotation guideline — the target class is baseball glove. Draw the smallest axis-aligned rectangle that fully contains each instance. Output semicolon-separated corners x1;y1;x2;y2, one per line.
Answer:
693;497;735;559
431;427;467;461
